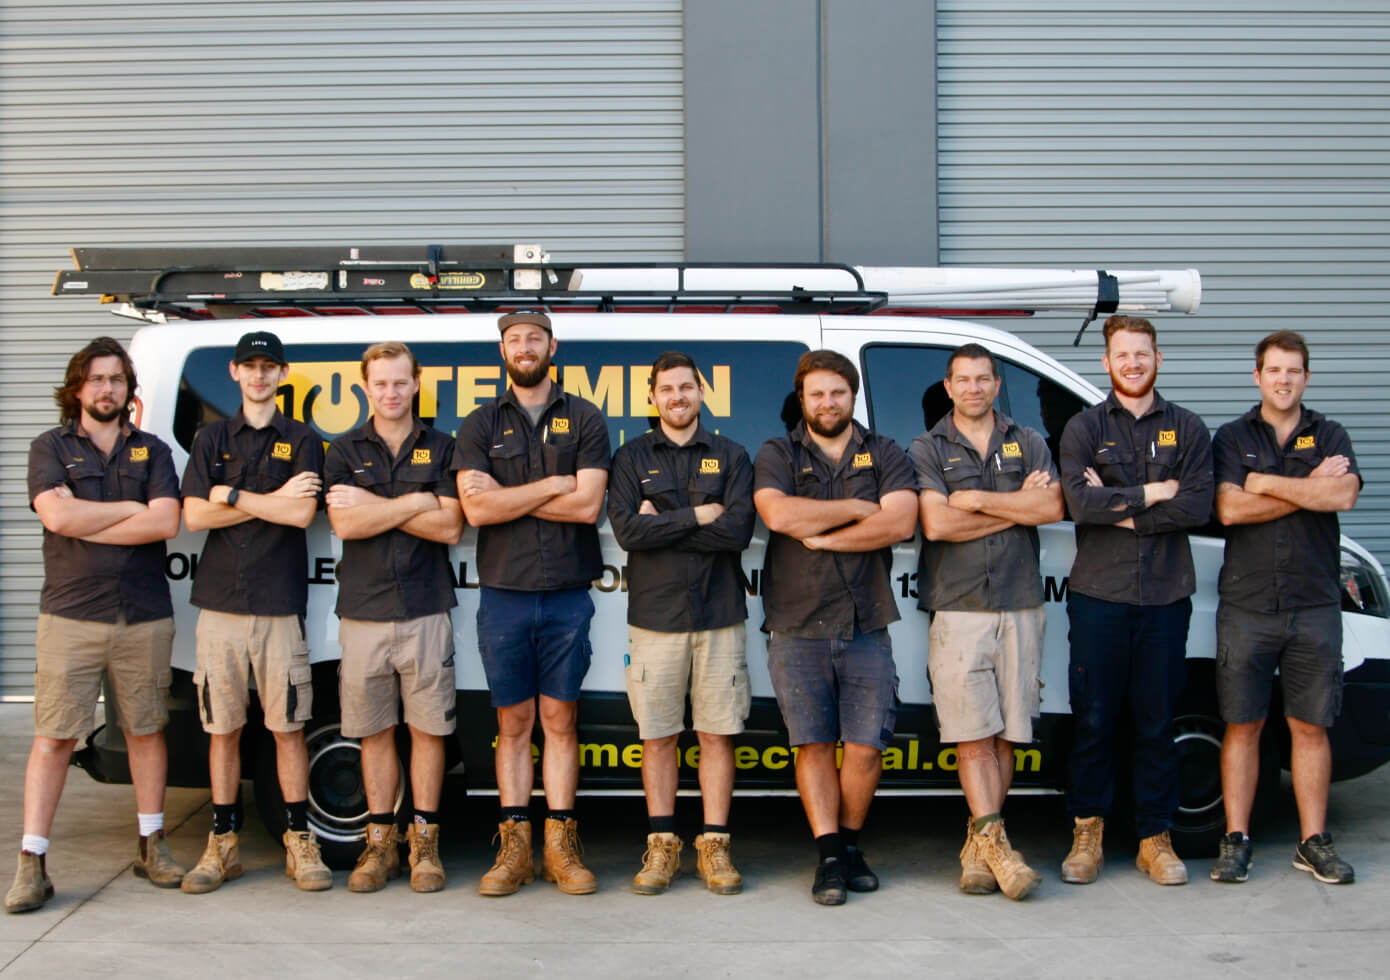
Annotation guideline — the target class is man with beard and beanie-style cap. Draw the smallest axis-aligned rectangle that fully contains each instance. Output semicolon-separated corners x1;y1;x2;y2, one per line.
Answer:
1057;315;1213;887
454;310;611;896
753;349;918;906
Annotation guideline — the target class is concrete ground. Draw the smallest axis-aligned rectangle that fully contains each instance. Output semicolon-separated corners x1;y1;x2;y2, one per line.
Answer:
2;702;1388;978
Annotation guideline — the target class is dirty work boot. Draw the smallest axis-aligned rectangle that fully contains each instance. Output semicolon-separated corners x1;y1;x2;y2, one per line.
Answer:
694;832;743;895
632;832;683;895
5;852;53;914
959;818;997;895
1136;830;1188;885
347;822;400;893
181;831;242;894
543;817;597;895
406;822;445;893
976;821;1042;900
283;829;333;891
479;819;535;897
134;829;186;888
1061;816;1104;884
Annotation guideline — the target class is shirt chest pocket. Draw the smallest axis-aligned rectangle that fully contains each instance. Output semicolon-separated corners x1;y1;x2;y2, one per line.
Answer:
400;458;446;493
992;458;1026;492
1147;444;1180;481
487;440;529;486
350;463;390;495
541;435;578;477
941;461;983;493
640;474;682;511
843;465;880;501
1286;445;1321;477
64;455;107;495
689;468;726;506
794;467;830;498
114;456;151;499
1092;448;1136;485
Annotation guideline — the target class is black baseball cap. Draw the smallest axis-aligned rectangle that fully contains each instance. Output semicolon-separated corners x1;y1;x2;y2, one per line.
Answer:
233;330;287;365
498;309;552;336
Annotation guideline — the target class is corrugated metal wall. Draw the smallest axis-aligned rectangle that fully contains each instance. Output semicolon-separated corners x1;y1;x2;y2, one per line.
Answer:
936;0;1390;560
0;0;683;695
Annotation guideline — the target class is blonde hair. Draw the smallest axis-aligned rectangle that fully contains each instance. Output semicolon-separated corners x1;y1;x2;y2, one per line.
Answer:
360;341;420;380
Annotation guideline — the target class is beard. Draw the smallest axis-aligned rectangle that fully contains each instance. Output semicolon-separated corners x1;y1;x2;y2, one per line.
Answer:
85;403;125;424
506;352;551;389
806;411;852;439
1109;366;1156;400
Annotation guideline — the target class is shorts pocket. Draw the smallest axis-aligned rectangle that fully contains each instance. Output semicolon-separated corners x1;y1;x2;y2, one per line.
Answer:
287;664;313;724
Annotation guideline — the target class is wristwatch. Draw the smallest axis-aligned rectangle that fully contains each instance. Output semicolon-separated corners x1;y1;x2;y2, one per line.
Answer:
226;487;241;507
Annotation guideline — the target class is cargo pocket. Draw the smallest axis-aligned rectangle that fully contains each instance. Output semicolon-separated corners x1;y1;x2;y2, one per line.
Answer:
286;664;313;724
193;667;212;727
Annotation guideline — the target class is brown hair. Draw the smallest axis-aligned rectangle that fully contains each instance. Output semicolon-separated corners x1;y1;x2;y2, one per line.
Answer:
1102;314;1157;350
946;343;998;379
794;349;859;396
54;336;137;424
1255;330;1309;371
648;350;700;389
360;341;420;380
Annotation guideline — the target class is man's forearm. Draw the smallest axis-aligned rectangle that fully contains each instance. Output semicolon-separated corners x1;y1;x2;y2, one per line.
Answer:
330;492;436;539
970;485;1064;526
460;478;564;526
399;502;464;544
80;499;180;545
756;493;878;539
1247;472;1359;512
38;495;145;537
1215;484;1299;526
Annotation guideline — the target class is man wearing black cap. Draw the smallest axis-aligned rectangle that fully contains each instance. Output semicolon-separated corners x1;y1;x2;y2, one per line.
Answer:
179;330;332;894
454;310;611;896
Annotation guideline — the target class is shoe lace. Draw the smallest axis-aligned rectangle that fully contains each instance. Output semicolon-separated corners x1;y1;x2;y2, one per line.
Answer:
702;837;733;873
413;829;440;865
491;824;527;868
556;823;586;868
1075;822;1100;852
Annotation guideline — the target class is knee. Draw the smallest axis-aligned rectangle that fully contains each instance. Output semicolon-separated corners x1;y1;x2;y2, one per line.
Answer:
537;700;577;737
32;736;77;760
1223;720;1264;746
496;704;536;740
1286;717;1327;745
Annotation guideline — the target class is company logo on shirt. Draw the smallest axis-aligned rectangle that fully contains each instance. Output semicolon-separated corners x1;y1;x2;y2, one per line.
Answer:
700;458;720;475
411;449;432;465
1001;442;1023;458
550;418;570;435
1157;430;1177;447
1295;435;1316;450
129;446;149;462
272;441;293;461
853;452;873;469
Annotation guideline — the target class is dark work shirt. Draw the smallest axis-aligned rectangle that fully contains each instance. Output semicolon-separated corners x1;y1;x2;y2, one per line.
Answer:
1060;390;1213;606
754;421;916;639
453;384;611;592
324;419;458;621
1215;404;1359;612
608;424;754;631
911;411;1057;612
27;422;177;623
181;410;324;616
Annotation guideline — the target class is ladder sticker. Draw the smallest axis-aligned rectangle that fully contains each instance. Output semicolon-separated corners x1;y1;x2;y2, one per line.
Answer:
260;271;328;291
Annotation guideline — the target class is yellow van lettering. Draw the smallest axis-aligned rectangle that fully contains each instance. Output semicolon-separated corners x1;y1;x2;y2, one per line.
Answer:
699;365;730;417
417;366;452;418
456;365;500;417
287;361;366;437
563;364;625;417
579;743;617;768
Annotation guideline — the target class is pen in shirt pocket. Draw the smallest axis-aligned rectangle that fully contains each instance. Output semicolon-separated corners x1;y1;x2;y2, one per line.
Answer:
1150;441;1156;459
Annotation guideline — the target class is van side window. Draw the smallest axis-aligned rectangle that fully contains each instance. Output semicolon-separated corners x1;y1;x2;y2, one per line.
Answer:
861;344;953;450
998;360;1085;465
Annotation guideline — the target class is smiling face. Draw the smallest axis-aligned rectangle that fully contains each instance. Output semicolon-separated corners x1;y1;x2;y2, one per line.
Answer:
79;354;130;424
500;322;557;389
944;355;1000;423
364;352;419;423
1103;328;1162;400
651;364;704;435
800;368;855;439
230;355;288;408
1255;345;1309;416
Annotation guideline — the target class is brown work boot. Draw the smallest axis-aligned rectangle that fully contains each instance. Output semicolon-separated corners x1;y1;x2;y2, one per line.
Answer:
543;816;597;895
479;819;535;897
694;832;743;895
1061;816;1104;884
134;829;186;888
976;820;1041;900
1137;830;1188;885
347;822;400;893
5;852;53;914
959;817;997;895
632;832;683;895
406;822;445;893
283;829;333;891
181;831;242;894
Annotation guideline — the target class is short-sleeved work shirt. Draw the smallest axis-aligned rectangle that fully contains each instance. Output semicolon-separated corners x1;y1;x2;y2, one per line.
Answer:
454;384;611;592
28;422;178;623
754;421;916;639
324;419;458;621
911;411;1057;612
1214;404;1359;613
181;410;325;616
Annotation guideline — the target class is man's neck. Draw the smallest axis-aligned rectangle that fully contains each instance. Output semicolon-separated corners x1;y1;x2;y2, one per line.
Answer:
1112;389;1156;419
1261;401;1302;443
807;426;853;465
660;420;698;446
372;413;416;455
953;409;996;455
78;414;123;455
511;375;553;408
241;399;277;430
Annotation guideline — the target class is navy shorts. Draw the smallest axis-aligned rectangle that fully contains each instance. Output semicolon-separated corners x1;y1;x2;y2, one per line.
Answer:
766;628;898;750
477;586;595;708
1216;601;1343;728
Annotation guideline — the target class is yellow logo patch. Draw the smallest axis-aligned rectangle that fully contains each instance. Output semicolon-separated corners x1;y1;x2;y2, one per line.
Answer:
1295;435;1316;450
1157;430;1177;446
700;458;720;475
411;449;432;464
129;446;148;462
1001;442;1023;458
271;441;292;461
853;452;873;469
550;418;570;435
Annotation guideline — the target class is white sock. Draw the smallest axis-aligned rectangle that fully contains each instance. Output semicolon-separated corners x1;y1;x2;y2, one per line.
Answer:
21;835;49;856
137;813;164;838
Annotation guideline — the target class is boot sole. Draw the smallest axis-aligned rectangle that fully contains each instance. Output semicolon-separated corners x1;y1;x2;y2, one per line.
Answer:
1001;872;1043;901
543;871;597;895
1136;858;1187;885
1060;861;1102;884
631;880;671;895
700;879;743;896
959;875;998;895
180;866;242;894
5;883;54;914
1292;856;1354;884
291;873;334;891
479;876;532;897
132;865;184;889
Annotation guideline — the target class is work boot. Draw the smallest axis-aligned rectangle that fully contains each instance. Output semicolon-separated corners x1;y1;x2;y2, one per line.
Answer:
976;821;1041;900
542;817;597;895
5;852;53;914
181;831;242;894
347;822;399;893
959;817;997;895
632;832;683;895
134;829;186;888
479;819;535;897
406;822;445;893
1136;830;1188;885
694;832;743;895
283;829;333;891
1061;816;1104;884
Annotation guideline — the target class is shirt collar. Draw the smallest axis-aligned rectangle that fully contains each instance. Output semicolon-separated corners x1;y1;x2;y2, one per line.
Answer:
1104;388;1169;420
650;422;711;450
231;407;288;435
500;379;565;416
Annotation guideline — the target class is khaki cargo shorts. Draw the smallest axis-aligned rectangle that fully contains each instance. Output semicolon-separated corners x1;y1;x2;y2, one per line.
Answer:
194;610;313;735
338;613;457;738
927;607;1044;744
625;623;750;740
34;613;174;740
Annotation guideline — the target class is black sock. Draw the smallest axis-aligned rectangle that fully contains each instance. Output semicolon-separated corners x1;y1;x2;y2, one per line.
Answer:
816;832;844;863
285;800;309;833
548;809;576;823
649;815;676;835
703;823;729;835
839;825;860;850
212;803;238;836
368;812;395;827
412;809;438;826
500;806;530;824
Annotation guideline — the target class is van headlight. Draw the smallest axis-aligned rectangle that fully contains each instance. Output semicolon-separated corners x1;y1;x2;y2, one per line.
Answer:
1341;548;1390;618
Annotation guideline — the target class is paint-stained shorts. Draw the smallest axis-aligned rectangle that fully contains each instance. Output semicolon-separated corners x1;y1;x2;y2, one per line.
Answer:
766;628;897;750
626;624;750;740
194;610;313;735
338;613;457;738
927;607;1044;744
34;613;174;740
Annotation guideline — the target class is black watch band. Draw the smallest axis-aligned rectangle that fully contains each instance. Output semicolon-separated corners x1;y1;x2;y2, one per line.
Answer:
227;487;241;507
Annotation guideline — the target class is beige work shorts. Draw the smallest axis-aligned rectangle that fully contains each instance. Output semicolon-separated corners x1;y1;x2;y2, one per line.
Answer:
625;623;750;740
338;613;456;738
34;613;174;740
927;607;1044;744
194;610;313;735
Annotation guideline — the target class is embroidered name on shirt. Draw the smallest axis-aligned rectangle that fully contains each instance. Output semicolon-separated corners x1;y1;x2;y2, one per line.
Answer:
1157;430;1177;446
550;418;570;434
1295;435;1316;450
700;458;720;475
129;446;148;462
272;441;292;461
412;449;432;464
1001;442;1023;458
853;452;873;469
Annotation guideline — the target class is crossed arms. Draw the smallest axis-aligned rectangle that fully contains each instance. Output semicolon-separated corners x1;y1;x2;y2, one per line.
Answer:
754;487;918;552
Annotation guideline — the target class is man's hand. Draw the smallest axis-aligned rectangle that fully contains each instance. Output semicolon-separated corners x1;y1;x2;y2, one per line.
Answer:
459;469;501;496
1143;479;1180;506
209;485;232;505
1082;466;1104;487
638;499;659;516
948;489;986;513
693;502;725;525
326;483;379;509
52;485;73;499
803;534;829;551
1022;469;1052;490
1309;454;1352;479
272;471;322;499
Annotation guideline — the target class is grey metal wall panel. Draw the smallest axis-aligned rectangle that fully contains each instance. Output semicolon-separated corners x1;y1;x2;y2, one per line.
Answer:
937;0;1390;564
0;0;683;694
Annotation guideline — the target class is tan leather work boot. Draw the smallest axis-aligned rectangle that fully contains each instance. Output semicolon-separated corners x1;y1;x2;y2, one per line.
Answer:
406;822;445;893
134;830;186;888
347;822;399;893
479;818;535;897
1061;816;1104;884
283;829;333;891
959;817;997;895
181;831;242;894
5;852;53;914
694;832;743;895
632;832;683;895
1137;830;1188;885
976;820;1041;900
543;817;597;895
